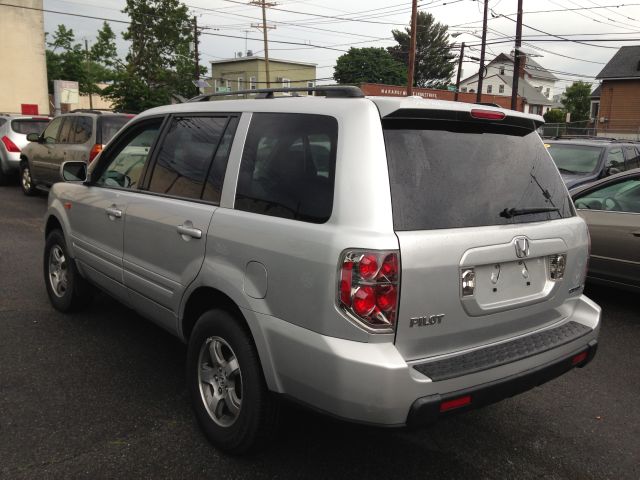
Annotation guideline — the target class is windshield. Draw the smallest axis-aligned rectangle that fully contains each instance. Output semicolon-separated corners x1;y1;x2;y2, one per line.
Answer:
11;119;50;136
100;116;131;144
545;143;604;174
383;119;574;231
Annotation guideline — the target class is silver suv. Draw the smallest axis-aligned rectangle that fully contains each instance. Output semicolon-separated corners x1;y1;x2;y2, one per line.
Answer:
0;114;50;185
20;110;132;195
43;87;601;454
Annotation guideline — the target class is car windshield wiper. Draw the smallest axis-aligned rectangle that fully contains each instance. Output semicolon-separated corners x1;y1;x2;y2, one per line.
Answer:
499;207;561;219
557;167;579;175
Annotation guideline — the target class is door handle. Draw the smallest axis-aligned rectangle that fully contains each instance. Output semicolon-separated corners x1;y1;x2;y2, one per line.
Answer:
632;231;640;237
177;223;202;239
105;206;122;219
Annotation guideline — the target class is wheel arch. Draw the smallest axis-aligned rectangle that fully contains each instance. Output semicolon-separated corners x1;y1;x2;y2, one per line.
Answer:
180;286;281;392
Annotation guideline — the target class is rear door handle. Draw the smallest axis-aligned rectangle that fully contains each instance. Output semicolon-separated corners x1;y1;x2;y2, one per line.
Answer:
177;223;202;239
105;206;122;219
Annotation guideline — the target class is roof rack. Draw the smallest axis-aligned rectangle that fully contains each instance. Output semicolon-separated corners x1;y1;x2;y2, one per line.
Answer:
67;109;112;114
187;85;364;102
550;135;618;141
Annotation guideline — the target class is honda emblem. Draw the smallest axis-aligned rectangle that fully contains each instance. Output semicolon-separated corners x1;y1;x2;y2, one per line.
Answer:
514;237;530;258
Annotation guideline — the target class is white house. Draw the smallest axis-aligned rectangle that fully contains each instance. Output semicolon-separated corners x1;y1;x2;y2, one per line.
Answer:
459;53;559;115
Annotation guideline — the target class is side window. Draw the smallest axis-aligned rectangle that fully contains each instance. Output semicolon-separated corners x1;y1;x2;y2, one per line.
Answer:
42;117;63;144
574;178;640;213
57;117;75;144
235;113;338;223
71;116;92;144
605;148;625;172
94;120;162;189
202;117;239;203
623;146;640;170
148;116;229;201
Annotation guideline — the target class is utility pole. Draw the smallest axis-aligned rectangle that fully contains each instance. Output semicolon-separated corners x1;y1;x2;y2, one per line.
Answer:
454;42;465;102
194;16;200;95
84;39;93;110
407;0;418;96
476;0;488;103
511;0;524;110
250;1;276;88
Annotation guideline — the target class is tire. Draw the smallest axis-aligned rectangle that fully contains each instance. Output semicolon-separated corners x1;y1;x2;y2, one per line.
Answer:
44;229;91;312
20;160;37;196
0;167;8;186
187;309;279;454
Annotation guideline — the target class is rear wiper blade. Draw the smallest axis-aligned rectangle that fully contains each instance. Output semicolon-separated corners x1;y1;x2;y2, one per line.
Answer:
499;207;560;219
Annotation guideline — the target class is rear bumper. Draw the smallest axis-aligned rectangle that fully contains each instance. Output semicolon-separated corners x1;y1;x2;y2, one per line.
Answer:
1;151;20;172
407;339;597;427
247;294;601;426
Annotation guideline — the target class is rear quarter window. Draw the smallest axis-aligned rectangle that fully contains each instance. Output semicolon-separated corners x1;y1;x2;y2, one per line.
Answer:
99;116;131;144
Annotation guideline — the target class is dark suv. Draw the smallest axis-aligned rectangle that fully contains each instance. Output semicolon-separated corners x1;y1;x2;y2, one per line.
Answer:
20;110;133;195
545;137;640;190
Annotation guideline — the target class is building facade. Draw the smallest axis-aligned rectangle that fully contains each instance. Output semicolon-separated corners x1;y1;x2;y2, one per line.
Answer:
0;0;49;114
459;53;558;115
594;46;640;139
205;56;317;97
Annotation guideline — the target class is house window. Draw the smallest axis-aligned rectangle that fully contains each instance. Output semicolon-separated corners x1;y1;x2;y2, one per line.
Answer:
500;67;505;75
530;105;543;115
545;87;550;98
499;84;504;94
469;88;475;93
250;76;257;90
487;84;493;93
461;87;467;93
237;77;243;91
307;81;314;95
591;101;600;120
282;78;291;88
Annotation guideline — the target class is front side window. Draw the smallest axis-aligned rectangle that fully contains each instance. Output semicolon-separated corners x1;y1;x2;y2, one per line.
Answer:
147;116;230;201
574;178;640;213
94;121;162;189
57;117;75;144
42;117;63;144
235;113;338;223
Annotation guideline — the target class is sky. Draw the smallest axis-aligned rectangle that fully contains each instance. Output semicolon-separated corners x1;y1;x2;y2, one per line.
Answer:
40;0;640;93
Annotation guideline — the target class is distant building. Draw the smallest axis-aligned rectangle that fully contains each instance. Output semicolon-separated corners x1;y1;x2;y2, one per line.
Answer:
0;0;49;114
594;45;640;139
458;53;558;115
204;55;317;97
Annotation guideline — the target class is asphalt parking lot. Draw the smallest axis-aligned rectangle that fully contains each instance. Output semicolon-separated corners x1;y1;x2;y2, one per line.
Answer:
0;184;638;480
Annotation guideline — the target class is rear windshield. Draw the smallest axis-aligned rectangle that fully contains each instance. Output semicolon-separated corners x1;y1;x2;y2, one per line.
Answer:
99;116;131;144
545;143;604;174
383;119;574;231
11;119;50;135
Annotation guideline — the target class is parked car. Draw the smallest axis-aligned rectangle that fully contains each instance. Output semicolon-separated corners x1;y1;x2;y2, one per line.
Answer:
44;87;600;454
544;138;640;190
0;114;50;185
572;168;640;291
20;110;133;195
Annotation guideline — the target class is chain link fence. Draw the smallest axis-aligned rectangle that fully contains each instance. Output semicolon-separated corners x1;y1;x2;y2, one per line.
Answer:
540;121;640;140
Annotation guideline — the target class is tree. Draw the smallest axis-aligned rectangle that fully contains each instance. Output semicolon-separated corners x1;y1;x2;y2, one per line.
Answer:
91;22;119;70
543;108;565;123
387;11;455;88
333;47;407;86
561;81;592;122
105;0;207;112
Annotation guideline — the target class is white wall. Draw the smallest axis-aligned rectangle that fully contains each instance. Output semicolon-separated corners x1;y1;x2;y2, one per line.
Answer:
0;0;49;114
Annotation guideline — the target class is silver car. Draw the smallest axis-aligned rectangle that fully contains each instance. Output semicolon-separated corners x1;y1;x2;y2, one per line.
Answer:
0;114;50;185
43;87;601;454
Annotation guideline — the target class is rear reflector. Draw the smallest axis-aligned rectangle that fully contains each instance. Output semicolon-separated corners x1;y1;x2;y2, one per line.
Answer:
470;109;506;120
439;395;472;413
1;136;20;153
571;351;588;366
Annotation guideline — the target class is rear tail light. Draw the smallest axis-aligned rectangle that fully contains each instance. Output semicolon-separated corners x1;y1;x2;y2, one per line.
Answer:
338;250;399;332
470;109;506;120
89;143;103;162
548;254;567;280
1;136;20;153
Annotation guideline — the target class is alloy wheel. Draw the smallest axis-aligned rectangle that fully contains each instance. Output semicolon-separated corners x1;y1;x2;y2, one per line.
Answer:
48;245;68;298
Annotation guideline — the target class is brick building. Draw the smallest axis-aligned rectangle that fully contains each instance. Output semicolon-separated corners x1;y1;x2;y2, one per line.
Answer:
595;45;640;139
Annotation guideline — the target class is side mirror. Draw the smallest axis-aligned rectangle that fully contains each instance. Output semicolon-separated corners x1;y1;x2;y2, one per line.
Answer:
61;161;88;182
26;132;40;142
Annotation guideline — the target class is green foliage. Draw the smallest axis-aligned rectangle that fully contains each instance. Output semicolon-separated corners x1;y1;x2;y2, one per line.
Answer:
387;11;456;88
105;0;207;112
543;108;565;123
561;81;592;122
333;47;407;86
91;22;119;70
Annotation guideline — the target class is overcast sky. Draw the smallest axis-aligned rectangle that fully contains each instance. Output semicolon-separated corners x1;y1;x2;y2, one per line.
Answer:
42;0;640;92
